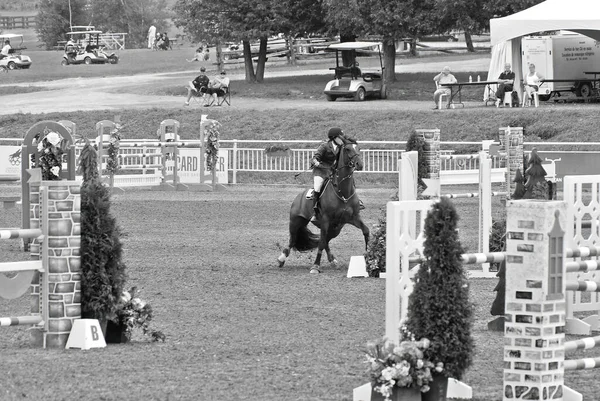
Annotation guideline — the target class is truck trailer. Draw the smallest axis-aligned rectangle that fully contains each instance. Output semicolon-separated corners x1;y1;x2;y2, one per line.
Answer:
522;33;600;101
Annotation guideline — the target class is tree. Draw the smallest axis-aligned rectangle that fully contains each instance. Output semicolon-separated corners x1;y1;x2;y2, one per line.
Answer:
323;0;365;66
273;0;326;65
79;143;127;322
36;0;87;49
88;0;171;48
435;0;488;52
357;0;441;82
511;168;526;199
523;148;547;199
405;198;474;383
174;0;280;83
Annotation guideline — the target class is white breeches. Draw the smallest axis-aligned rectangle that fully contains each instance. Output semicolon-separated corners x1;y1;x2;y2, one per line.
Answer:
313;176;324;192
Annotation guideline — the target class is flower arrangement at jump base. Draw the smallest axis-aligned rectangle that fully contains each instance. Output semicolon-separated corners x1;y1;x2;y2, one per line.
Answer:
32;129;69;180
113;286;165;342
106;123;123;175
365;327;443;401
204;118;221;171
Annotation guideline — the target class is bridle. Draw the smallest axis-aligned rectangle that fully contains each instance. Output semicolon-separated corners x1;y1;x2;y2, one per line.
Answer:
330;143;361;203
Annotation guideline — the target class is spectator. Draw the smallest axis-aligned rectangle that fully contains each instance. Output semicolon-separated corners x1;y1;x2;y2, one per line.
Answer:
205;70;230;106
148;25;156;49
524;63;544;104
187;45;204;62
495;63;516;107
184;66;211;106
158;33;170;50
1;39;12;60
432;66;457;110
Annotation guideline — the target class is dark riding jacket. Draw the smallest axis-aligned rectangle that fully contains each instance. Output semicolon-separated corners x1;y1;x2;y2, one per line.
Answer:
312;141;339;178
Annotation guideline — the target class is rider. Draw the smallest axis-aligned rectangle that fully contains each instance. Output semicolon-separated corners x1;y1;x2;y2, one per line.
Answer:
307;127;348;215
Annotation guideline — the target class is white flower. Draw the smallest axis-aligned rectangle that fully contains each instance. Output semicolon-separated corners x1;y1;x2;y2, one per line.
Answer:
46;132;62;147
131;297;143;310
37;142;44;152
416;359;424;369
120;291;131;303
435;362;444;373
50;166;60;176
381;367;395;381
398;360;410;376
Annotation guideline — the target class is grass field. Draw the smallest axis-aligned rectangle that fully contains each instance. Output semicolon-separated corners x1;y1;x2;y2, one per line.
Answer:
0;186;596;401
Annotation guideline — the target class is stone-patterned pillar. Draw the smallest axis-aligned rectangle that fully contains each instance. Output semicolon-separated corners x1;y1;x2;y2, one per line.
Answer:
30;180;81;348
414;129;440;197
503;200;567;401
499;127;524;199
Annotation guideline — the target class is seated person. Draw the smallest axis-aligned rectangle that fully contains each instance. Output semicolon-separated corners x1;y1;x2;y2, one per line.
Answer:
184;66;210;106
0;39;11;60
495;63;515;106
205;70;230;106
432;66;457;109
350;62;361;79
524;63;544;102
65;39;77;57
187;45;203;62
158;33;170;50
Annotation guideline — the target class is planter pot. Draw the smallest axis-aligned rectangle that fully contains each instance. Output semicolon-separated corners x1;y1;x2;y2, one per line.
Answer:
421;374;448;401
371;386;422;401
104;320;129;344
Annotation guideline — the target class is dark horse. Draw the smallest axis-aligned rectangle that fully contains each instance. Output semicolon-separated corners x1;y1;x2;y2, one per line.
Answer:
278;140;370;273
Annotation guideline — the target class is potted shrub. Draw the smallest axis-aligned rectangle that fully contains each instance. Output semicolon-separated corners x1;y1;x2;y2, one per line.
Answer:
405;198;474;401
78;143;127;331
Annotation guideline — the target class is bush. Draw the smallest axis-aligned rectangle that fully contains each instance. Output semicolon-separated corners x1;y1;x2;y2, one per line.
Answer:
79;143;127;321
405;198;474;380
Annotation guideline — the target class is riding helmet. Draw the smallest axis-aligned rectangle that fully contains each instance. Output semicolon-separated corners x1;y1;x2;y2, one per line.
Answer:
328;127;343;139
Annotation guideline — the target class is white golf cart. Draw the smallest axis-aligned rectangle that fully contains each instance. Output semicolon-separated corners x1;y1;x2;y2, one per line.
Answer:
323;42;386;101
62;29;119;66
0;33;32;71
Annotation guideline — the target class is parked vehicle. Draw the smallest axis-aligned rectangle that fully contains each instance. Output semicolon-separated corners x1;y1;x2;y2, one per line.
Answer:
62;29;119;66
522;33;600;100
0;33;32;70
323;42;386;102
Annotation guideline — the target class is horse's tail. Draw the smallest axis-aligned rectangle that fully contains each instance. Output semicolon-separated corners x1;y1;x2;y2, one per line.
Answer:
291;222;320;252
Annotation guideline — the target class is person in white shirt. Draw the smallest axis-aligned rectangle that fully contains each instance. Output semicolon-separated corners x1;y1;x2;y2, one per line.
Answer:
524;63;544;101
0;40;12;60
205;71;230;106
148;25;156;49
432;66;457;109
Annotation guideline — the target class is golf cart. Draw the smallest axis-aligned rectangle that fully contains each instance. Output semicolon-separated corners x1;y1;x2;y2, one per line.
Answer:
62;29;119;66
323;42;386;101
0;33;32;71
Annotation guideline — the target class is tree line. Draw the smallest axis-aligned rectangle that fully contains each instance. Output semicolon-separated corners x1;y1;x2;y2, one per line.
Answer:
36;0;170;49
173;0;543;83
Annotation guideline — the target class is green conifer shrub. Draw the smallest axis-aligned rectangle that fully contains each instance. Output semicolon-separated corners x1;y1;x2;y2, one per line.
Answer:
405;198;474;380
78;143;127;321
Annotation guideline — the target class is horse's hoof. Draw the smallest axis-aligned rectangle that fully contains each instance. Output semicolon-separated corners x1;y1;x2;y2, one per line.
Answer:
310;266;321;274
330;259;338;266
278;260;285;268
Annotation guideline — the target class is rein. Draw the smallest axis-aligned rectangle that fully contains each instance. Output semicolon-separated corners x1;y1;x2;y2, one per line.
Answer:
330;144;360;203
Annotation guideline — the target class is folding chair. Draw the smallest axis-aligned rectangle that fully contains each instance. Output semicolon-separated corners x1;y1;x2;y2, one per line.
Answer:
217;84;231;106
186;82;208;106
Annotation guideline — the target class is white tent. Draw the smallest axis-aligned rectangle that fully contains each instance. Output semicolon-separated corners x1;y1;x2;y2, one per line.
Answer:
485;0;600;101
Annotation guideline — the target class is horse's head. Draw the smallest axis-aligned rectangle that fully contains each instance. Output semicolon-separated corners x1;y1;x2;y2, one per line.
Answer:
339;141;363;172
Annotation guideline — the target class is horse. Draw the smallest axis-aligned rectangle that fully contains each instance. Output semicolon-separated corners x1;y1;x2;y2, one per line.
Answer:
277;140;370;273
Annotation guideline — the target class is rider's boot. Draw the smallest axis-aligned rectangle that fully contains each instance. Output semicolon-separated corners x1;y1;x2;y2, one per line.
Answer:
312;191;321;216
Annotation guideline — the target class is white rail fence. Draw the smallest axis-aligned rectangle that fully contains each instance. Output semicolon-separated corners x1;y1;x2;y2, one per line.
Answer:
0;139;584;186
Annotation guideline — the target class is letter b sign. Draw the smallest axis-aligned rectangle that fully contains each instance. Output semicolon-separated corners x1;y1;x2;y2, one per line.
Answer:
90;325;99;341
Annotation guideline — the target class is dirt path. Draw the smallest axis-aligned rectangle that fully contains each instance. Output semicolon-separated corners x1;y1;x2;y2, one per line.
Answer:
0;57;490;115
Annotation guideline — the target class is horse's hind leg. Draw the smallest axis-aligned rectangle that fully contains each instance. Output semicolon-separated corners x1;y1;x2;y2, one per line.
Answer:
278;247;290;268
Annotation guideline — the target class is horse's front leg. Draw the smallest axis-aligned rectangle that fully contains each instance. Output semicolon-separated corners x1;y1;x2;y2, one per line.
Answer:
311;223;329;274
325;244;337;266
351;216;371;251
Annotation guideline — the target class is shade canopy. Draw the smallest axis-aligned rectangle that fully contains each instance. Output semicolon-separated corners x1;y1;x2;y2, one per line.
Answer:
490;0;600;46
